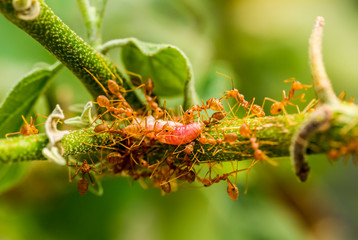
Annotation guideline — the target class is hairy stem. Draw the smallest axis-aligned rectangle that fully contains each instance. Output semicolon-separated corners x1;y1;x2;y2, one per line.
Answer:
1;106;357;164
76;0;107;47
309;16;339;105
0;0;140;106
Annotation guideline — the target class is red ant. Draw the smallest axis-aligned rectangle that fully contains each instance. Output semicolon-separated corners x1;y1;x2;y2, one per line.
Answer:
93;95;135;119
152;164;177;194
262;78;312;115
125;71;164;118
197;127;238;156
206;98;224;112
5;114;47;139
197;167;246;200
239;123;267;160
239;122;278;192
68;156;100;196
338;91;355;104
204;111;227;125
105;152;123;165
182;97;224;125
216;71;265;117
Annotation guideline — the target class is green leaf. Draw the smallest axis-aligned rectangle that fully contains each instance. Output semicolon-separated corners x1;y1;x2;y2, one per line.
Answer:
0;162;30;194
0;62;62;137
0;62;61;193
101;38;199;109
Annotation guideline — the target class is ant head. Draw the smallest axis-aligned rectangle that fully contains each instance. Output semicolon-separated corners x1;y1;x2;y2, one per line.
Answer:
198;135;207;144
155;108;163;118
139;158;148;168
185;109;193;116
31;126;39;134
163;124;173;133
291;81;303;90
270;102;283;114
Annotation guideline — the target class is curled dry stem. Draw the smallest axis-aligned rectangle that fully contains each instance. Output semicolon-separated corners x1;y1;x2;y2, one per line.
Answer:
309;16;339;105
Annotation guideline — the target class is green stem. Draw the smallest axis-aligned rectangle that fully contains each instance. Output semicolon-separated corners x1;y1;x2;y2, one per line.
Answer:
1;106;357;164
99;39;131;54
0;0;140;106
76;0;107;47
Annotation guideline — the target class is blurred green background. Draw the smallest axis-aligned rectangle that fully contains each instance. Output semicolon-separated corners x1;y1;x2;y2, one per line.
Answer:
1;0;358;239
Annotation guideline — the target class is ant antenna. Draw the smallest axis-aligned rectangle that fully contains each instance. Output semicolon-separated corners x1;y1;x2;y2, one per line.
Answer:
216;71;234;89
84;67;109;97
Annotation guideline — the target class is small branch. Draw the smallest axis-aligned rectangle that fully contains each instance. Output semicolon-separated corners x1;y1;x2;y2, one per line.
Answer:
0;134;48;163
99;39;130;54
0;0;140;106
76;0;107;47
291;105;333;182
288;16;354;182
2;109;358;164
309;16;339;105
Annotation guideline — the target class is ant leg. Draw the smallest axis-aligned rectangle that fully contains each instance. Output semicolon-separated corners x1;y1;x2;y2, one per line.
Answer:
83;141;121;151
130;153;139;166
287;101;301;114
302;99;318;113
84;67;109;97
67;158;78;182
245;97;256;117
283;77;296;83
21;115;29;126
205;133;217;151
216;71;234;89
150;150;168;178
261;97;278;111
110;64;124;86
87;109;110;128
212;126;224;156
5;131;21;139
291;93;307;102
244;159;258;194
95;52;122;85
125;70;143;85
70;160;82;182
99;148;103;174
233;100;242;117
32;113;48;127
88;153;101;175
200;99;211;120
87;172;96;186
222;95;236;119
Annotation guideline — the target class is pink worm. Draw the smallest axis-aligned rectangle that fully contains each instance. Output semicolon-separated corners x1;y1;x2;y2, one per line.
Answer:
129;116;204;145
157;121;205;145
